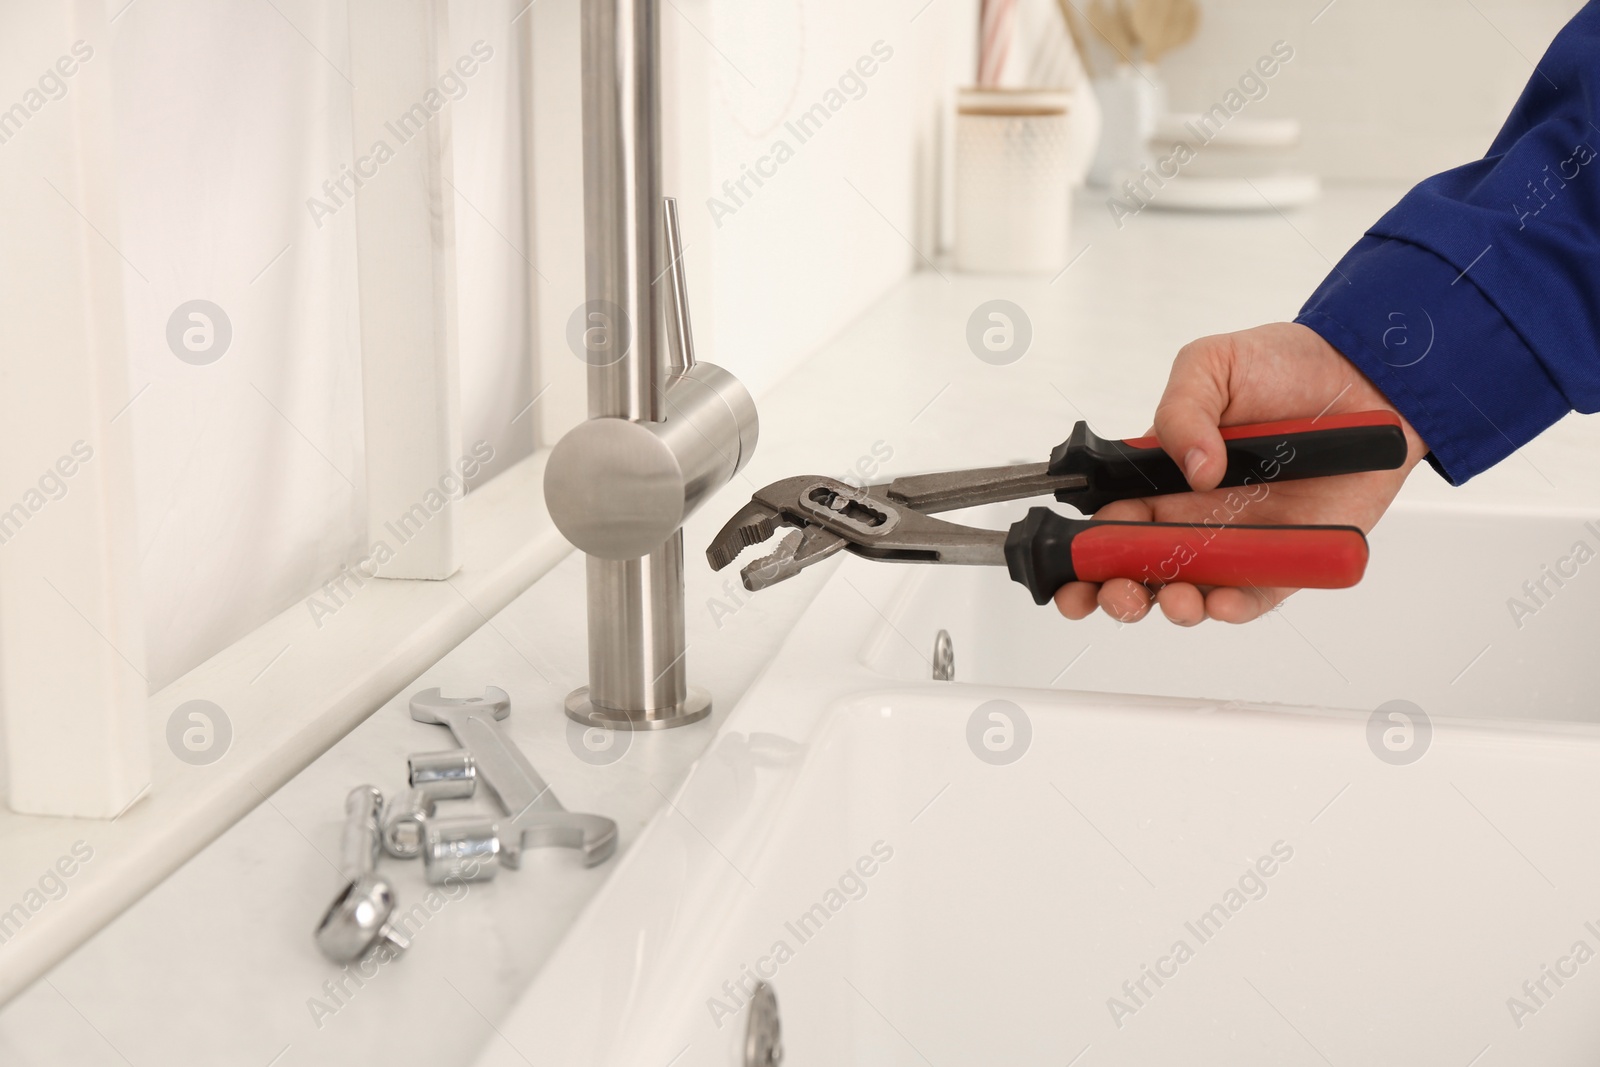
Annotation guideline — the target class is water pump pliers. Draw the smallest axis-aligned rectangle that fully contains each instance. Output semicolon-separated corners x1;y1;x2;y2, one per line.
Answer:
706;412;1407;605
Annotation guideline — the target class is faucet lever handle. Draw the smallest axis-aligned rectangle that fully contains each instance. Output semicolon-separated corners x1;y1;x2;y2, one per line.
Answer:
662;196;696;373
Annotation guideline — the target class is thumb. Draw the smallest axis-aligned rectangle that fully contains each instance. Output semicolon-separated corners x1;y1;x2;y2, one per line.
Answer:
1151;340;1232;492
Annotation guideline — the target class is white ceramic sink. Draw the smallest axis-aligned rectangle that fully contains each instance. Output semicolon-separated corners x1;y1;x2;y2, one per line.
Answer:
475;501;1600;1066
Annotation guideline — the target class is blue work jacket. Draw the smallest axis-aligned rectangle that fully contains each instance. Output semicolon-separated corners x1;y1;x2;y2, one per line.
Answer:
1298;1;1600;484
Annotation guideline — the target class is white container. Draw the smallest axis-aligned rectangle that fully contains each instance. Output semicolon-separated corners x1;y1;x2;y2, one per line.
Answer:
954;88;1073;274
1088;63;1164;187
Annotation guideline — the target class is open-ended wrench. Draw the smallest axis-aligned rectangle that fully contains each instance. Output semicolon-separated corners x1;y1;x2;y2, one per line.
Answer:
408;686;617;867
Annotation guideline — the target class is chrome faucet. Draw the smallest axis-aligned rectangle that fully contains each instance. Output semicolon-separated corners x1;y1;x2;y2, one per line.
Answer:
544;0;758;730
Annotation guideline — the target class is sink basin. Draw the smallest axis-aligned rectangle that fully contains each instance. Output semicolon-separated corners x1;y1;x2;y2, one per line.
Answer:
476;501;1600;1065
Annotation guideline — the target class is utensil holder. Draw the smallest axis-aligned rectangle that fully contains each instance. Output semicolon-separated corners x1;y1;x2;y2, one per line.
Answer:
954;88;1073;274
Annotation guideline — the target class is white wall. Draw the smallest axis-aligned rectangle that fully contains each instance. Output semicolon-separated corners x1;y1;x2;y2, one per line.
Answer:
1153;0;1585;184
694;0;968;399
531;0;975;446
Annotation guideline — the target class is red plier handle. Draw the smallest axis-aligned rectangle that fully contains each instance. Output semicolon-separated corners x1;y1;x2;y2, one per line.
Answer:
1004;510;1369;605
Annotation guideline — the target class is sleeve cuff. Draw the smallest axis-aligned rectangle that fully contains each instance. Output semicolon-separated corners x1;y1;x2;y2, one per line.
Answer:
1295;235;1570;485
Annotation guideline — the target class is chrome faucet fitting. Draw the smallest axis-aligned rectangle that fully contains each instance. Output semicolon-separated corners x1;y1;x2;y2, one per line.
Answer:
544;0;758;730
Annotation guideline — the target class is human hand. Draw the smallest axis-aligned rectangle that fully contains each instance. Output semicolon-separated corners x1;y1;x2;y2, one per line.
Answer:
1054;322;1429;625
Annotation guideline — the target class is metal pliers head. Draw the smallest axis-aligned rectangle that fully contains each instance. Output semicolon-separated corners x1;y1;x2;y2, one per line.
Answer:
706;476;854;591
707;475;1008;592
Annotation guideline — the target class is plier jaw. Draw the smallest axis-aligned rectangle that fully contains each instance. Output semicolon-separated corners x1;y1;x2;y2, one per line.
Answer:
706;483;856;592
704;496;788;573
707;475;1002;592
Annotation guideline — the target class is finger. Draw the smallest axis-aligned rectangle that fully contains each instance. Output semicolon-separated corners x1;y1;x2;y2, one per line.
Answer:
1098;578;1153;622
1152;339;1233;492
1093;497;1155;523
1054;581;1100;620
1204;585;1293;623
1154;582;1206;626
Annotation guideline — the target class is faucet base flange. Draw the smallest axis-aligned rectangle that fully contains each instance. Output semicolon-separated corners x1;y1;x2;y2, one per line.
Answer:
564;686;712;731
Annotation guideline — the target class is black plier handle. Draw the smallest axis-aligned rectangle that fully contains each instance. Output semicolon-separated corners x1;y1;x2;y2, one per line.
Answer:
884;410;1407;515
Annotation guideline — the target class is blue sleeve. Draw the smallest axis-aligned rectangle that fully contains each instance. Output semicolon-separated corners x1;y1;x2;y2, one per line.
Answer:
1295;0;1600;485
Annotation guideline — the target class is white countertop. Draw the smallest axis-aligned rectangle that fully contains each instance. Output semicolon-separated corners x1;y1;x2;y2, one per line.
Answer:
7;186;1600;1065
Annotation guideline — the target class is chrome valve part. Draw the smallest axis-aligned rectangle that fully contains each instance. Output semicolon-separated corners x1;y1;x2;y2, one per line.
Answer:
382;749;479;859
381;787;438;859
745;981;783;1067
422;815;502;884
408;749;476;797
544;361;757;562
932;630;954;682
314;786;412;963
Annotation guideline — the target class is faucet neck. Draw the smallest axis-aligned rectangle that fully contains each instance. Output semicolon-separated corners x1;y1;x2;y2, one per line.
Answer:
580;0;664;423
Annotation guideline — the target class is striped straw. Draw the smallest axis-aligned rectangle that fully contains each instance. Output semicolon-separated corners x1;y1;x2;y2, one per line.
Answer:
978;0;1017;87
